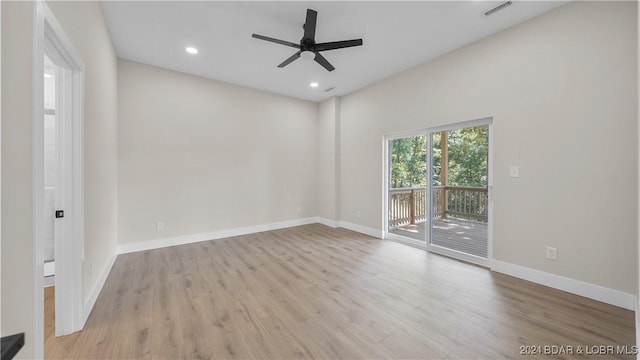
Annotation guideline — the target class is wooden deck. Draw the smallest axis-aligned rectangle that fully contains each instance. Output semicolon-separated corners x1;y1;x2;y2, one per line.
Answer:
389;218;488;258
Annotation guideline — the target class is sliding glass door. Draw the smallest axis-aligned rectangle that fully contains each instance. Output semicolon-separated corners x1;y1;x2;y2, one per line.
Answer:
385;119;492;265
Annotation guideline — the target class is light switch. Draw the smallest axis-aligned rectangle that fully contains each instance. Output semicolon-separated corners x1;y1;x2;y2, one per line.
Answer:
509;166;519;178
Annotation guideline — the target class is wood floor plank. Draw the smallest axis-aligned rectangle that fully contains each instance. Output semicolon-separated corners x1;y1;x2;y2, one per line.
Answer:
46;224;635;359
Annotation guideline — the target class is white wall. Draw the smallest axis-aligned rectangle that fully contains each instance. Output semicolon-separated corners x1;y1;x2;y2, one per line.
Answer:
1;2;118;357
317;97;339;222
47;0;119;305
338;1;637;294
1;2;35;357
117;60;318;245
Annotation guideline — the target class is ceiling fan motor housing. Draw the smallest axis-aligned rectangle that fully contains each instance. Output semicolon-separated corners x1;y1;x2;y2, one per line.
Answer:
251;8;363;72
301;38;315;51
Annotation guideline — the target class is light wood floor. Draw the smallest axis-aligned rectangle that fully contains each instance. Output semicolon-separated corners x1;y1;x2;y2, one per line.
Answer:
46;224;635;359
45;286;56;353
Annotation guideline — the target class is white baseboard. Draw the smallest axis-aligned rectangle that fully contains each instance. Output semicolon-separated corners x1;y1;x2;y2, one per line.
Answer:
44;261;55;277
337;220;384;239
491;259;636;310
83;253;117;325
43;275;55;288
316;217;339;228
116;217;319;255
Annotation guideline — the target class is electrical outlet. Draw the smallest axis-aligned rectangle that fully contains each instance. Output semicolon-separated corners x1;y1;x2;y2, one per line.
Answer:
297;206;302;213
356;210;361;218
509;166;520;178
156;221;165;231
546;246;557;260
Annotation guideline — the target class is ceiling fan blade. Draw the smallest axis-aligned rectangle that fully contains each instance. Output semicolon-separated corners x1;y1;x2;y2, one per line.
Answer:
252;34;299;49
315;39;363;52
313;52;335;72
303;9;317;40
278;51;302;68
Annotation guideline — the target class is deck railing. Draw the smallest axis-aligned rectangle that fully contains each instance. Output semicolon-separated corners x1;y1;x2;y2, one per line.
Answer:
389;186;487;228
388;187;427;228
443;186;488;222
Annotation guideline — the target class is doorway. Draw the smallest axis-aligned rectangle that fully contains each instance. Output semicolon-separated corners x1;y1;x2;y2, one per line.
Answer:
35;4;86;356
42;23;85;338
384;119;492;265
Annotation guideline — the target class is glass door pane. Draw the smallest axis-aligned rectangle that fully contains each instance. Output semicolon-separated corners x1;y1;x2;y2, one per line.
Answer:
387;135;427;243
430;125;489;258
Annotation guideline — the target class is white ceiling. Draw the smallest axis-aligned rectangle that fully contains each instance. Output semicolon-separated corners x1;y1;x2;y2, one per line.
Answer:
101;1;568;103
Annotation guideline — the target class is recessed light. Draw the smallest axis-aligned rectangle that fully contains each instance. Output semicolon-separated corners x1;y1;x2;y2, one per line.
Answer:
310;82;319;88
185;46;199;55
44;73;52;78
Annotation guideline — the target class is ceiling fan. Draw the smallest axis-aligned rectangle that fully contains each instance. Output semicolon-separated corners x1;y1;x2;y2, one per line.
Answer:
252;9;363;72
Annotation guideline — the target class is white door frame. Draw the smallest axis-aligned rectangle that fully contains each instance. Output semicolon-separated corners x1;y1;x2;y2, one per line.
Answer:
33;1;85;356
383;117;493;267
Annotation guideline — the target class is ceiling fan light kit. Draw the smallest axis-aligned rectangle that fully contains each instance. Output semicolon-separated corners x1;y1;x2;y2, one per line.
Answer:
300;51;315;60
252;9;363;72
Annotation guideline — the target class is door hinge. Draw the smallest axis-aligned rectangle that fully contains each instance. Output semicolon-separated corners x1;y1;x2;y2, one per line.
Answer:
55;210;64;218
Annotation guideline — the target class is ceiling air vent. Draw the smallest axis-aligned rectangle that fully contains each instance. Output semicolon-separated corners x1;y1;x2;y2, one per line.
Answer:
325;86;336;92
484;1;513;16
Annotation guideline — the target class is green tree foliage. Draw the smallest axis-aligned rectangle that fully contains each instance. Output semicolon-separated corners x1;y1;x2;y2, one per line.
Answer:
391;125;488;189
438;125;488;187
390;136;427;188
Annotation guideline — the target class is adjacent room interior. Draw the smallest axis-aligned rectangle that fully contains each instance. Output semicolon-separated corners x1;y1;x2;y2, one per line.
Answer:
1;1;639;359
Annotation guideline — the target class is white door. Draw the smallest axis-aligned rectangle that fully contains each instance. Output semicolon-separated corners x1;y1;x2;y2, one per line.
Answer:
43;56;58;281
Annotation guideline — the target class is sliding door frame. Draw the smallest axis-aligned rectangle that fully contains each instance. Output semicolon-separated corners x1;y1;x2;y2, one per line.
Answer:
383;117;493;267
